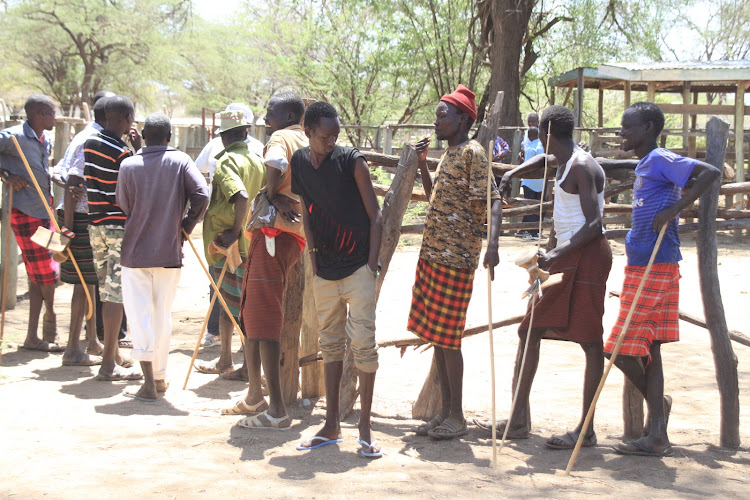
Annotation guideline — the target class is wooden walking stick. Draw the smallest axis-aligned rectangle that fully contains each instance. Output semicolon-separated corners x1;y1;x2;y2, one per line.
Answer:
0;188;13;362
9;136;93;320
486;140;498;467
498;121;552;452
182;258;229;390
182;229;245;348
565;224;668;475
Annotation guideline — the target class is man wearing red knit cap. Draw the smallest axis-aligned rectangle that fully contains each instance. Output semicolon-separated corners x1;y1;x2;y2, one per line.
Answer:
407;85;503;440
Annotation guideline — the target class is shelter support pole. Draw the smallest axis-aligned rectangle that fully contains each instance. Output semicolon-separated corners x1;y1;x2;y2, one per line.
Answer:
734;82;746;238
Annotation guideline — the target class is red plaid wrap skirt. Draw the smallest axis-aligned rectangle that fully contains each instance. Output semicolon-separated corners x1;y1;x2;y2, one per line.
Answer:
408;258;475;350
604;263;680;358
10;209;59;286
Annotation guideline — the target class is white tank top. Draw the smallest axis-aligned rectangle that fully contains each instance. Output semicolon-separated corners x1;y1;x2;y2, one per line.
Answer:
553;147;606;245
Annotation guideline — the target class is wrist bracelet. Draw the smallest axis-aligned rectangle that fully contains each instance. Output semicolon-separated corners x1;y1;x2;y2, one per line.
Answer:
60;226;76;239
309;248;318;253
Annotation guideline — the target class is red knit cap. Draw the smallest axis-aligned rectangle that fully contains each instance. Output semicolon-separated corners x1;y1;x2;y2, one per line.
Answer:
440;84;477;121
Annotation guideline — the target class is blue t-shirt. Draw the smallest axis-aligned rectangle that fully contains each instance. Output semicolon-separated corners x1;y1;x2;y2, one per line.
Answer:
626;148;695;266
521;138;545;192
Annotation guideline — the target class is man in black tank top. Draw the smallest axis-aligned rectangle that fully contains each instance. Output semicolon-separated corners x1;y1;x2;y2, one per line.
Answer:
291;102;384;457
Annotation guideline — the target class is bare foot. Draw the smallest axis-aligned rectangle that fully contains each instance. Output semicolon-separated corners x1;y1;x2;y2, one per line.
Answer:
96;364;142;381
85;339;104;356
219;366;248;381
124;385;158;402
155;380;169;393
62;350;102;366
472;418;529;439
194;359;234;375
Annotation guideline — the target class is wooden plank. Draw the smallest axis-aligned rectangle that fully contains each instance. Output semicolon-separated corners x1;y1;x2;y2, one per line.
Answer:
624;82;631;108
647;82;656;102
280;258;304;405
598;89;604;128
719;181;750;195
700;115;740;448
300;252;325;398
682;82;691;151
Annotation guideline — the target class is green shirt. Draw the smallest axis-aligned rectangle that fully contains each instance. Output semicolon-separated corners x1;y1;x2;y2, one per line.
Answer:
203;140;265;266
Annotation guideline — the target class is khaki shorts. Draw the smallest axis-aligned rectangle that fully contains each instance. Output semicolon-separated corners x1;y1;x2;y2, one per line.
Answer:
89;225;124;303
312;263;378;373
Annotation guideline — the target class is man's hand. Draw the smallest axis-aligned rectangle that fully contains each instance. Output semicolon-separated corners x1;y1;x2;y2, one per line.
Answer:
214;229;240;249
415;136;431;162
652;207;676;233
271;195;300;223
536;249;555;271
127;127;142;151
68;182;86;201
498;171;513;197
4;173;28;191
482;243;500;280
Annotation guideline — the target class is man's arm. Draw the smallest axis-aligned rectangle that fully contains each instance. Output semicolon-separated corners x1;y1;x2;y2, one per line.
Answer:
538;161;603;269
652;160;721;232
300;198;318;276
482;198;503;280
596;157;638;175
182;162;210;235
498;154;549;195
0;132;30;191
415;137;433;199
353;157;383;273
215;190;249;248
265;167;299;222
115;170;131;216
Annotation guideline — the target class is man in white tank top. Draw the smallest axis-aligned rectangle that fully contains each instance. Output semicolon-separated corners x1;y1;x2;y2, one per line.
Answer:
474;106;612;450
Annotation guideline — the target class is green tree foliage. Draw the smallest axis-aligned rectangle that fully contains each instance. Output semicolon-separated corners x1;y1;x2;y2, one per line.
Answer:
0;0;191;112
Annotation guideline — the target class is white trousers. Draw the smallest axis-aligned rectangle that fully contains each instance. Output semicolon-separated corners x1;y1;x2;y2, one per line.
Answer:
122;267;181;381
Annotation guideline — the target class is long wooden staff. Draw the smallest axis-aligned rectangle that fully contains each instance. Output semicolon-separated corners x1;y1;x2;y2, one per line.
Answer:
486;140;498;467
182;257;229;389
182;229;246;348
10;136;92;320
566;224;668;474
0;188;13;363
498;120;552;451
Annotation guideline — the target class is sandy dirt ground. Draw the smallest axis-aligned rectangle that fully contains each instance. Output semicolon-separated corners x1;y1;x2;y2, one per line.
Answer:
1;228;749;499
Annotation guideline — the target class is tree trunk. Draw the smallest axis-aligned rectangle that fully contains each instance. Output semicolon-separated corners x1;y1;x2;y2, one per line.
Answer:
485;0;534;127
699;116;740;448
412;354;442;420
280;258;304;406
338;144;421;419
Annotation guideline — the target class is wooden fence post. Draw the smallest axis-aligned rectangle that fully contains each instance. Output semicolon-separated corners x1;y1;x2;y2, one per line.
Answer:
280;258;304;405
1;183;17;309
700;116;740;448
338;144;420;418
300;253;325;398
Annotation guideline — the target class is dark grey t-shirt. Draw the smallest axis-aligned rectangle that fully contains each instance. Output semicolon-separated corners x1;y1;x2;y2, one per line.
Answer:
291;145;370;280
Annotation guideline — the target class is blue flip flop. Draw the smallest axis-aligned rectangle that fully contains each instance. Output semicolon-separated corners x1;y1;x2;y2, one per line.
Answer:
296;436;343;451
357;437;384;458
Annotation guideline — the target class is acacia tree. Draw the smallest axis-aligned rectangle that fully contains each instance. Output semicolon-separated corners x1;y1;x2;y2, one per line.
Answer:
0;0;191;113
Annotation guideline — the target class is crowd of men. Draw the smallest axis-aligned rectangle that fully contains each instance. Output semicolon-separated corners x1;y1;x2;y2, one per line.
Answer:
0;85;719;459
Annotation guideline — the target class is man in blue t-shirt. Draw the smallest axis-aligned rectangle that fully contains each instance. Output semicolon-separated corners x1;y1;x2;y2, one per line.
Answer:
602;102;719;458
519;126;546;239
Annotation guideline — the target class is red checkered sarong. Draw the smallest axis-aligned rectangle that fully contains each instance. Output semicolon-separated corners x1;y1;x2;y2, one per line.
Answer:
407;258;475;350
10;209;59;285
604;263;680;358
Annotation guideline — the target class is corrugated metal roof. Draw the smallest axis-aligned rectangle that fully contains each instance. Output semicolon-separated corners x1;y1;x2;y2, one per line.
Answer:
598;61;750;82
606;60;750;71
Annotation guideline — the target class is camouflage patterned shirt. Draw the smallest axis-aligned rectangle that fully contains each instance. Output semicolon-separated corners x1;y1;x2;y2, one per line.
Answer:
419;139;500;269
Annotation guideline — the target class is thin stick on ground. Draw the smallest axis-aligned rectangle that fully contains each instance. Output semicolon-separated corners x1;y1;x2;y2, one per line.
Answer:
486;140;497;467
10;136;93;320
182;229;245;347
182;258;229;390
565;224;668;475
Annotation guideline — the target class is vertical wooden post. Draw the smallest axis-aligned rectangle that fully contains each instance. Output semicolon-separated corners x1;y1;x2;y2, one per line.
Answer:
280;258;304;405
384;126;393;155
300;253;325;398
1;184;18;310
550;86;556;106
689;92;698;159
682;82;691;152
734;82;746;237
647;82;656;103
624;81;631;109
622;379;644;440
575;67;584;128
700;116;740;448
597;88;604;128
